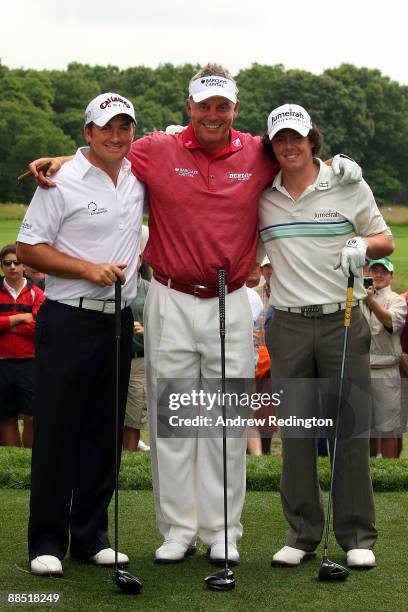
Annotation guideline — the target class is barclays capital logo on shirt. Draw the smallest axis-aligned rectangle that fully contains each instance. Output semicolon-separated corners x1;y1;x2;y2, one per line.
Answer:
87;201;108;216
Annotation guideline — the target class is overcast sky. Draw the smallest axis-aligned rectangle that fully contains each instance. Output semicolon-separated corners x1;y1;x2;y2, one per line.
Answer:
1;0;407;85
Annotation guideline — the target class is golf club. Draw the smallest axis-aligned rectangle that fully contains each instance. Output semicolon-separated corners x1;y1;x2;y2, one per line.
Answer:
318;273;354;582
112;280;143;594
204;269;236;592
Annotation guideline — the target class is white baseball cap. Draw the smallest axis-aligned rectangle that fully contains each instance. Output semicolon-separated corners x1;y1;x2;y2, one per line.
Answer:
267;103;312;140
189;76;238;104
261;255;271;267
84;92;136;126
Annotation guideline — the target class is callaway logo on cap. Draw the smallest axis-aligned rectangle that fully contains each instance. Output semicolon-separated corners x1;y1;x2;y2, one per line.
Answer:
189;76;238;104
267;103;312;140
84;92;136;126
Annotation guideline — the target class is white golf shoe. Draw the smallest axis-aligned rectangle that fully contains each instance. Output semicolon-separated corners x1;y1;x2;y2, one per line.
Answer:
155;540;196;563
346;549;376;569
271;545;316;567
137;440;150;452
30;555;63;576
90;547;129;566
209;541;240;566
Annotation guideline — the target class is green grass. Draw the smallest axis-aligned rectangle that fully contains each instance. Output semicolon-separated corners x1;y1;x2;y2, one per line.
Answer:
0;489;406;611
388;222;408;293
2;447;408;491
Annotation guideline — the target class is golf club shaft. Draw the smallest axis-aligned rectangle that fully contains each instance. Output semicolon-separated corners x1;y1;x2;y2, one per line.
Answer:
114;280;122;571
322;273;354;558
217;269;229;572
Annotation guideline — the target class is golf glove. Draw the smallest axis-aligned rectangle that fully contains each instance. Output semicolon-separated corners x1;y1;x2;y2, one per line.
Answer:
331;154;362;184
335;237;368;278
165;124;185;135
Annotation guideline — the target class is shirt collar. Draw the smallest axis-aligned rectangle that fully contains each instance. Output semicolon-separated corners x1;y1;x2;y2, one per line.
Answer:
182;123;243;155
4;277;26;299
73;147;132;179
272;158;335;192
375;285;392;297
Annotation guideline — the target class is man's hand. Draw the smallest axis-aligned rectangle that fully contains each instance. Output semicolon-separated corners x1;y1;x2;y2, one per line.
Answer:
27;157;69;189
331;154;362;184
334;237;368;277
82;263;127;287
364;285;377;306
165;125;185;135
134;321;144;334
8;313;34;331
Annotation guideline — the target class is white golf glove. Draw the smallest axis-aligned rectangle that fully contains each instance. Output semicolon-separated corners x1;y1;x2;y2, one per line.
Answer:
165;124;185;135
334;237;368;278
331;154;362;184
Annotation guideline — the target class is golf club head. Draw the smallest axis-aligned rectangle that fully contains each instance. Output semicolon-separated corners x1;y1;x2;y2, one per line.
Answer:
318;558;350;582
112;569;143;594
204;568;235;591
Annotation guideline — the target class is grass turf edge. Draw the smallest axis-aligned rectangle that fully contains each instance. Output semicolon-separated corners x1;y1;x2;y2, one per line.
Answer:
1;447;408;491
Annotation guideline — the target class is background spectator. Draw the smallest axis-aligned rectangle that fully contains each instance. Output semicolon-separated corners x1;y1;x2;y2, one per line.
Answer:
362;258;407;458
123;226;150;452
0;244;44;447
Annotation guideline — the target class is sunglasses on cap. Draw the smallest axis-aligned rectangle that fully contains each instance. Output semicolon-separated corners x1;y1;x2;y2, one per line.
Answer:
1;259;23;267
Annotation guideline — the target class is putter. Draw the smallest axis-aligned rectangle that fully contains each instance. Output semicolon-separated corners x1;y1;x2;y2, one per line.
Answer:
204;269;236;592
112;280;143;594
318;273;354;582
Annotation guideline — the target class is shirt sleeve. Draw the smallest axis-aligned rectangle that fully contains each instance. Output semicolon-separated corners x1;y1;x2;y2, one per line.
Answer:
353;180;391;237
12;286;46;337
16;184;65;246
126;136;153;183
389;294;408;334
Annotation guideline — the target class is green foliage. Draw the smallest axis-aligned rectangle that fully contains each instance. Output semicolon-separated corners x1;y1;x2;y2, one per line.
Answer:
1;61;408;203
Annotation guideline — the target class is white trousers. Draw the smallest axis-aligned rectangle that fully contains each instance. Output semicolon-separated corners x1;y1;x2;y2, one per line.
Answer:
144;279;254;547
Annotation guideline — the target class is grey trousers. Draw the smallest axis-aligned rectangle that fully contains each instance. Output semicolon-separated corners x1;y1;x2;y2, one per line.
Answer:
266;307;377;552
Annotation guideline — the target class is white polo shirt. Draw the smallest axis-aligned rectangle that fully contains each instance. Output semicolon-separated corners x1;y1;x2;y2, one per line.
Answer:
17;148;144;301
258;160;390;307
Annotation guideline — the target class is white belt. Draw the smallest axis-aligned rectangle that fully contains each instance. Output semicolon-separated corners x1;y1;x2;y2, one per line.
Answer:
56;298;130;314
275;300;359;317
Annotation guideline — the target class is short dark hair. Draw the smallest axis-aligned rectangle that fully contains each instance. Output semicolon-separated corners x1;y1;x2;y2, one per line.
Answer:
0;243;16;261
261;126;324;162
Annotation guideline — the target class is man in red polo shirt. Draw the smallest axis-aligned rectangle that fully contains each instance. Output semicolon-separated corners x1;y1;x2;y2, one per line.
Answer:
127;65;279;565
27;63;359;566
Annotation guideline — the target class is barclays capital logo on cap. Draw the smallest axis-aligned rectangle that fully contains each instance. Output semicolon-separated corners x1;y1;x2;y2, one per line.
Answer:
201;77;228;88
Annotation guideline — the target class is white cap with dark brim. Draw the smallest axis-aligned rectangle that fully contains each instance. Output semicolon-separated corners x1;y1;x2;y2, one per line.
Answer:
84;92;136;126
189;76;238;104
267;103;312;140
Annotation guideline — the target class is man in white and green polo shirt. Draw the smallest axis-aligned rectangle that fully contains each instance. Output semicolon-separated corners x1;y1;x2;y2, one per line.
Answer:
259;103;394;570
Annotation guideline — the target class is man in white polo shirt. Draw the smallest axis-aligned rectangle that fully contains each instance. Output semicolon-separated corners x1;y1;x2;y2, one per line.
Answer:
17;93;144;576
259;104;394;570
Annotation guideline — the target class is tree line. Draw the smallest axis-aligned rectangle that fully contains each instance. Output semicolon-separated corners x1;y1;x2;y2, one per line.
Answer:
1;61;407;204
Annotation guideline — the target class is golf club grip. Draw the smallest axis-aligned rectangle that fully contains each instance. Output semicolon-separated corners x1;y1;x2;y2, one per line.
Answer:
217;269;226;336
343;273;355;328
17;161;52;183
115;280;121;336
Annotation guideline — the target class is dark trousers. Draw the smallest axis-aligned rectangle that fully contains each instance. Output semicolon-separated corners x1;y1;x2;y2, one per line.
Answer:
28;300;133;561
266;307;377;552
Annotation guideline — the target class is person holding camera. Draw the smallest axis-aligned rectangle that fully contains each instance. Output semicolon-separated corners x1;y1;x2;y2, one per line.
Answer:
362;258;407;458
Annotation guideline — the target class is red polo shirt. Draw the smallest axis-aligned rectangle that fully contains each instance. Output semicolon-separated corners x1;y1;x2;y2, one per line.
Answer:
127;125;278;286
